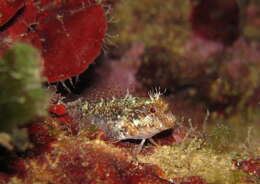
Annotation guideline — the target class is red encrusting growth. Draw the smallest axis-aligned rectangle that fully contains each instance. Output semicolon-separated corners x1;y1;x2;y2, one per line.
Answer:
37;0;107;82
49;104;67;117
233;159;260;178
27;122;56;154
48;104;78;134
0;173;10;184
0;0;107;82
172;176;208;184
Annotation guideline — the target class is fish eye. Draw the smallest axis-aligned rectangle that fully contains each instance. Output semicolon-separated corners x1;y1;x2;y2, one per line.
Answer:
150;107;156;113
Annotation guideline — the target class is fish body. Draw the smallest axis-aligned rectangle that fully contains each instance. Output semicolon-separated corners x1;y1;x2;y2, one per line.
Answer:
67;92;176;151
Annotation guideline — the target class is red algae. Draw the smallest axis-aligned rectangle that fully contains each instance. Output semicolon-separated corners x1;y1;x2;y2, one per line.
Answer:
0;0;107;82
27;121;56;155
49;104;67;117
37;0;107;82
172;176;208;184
234;159;260;178
49;104;78;135
0;0;25;27
6;138;171;184
0;173;10;184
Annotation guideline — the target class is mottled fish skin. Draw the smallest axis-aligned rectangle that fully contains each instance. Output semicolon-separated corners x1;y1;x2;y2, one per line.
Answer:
76;92;176;142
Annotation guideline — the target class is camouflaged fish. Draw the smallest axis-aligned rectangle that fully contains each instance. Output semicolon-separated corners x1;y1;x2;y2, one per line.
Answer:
67;91;176;152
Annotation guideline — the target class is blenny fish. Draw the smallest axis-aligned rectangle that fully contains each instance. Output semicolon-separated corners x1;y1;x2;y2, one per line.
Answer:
67;91;176;152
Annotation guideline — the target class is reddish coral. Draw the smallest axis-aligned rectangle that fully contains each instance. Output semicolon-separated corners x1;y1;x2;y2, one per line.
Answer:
4;1;37;37
234;159;260;178
0;0;25;27
0;0;107;82
27;121;56;154
172;176;208;184
0;173;10;184
49;104;67;117
36;0;107;82
48;104;79;135
5;137;172;184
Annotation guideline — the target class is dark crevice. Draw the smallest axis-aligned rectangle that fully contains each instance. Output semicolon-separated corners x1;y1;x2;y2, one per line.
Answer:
153;129;173;140
0;146;17;173
53;52;106;96
27;23;38;33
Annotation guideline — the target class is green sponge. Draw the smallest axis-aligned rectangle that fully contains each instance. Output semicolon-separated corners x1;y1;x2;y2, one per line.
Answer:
0;43;48;133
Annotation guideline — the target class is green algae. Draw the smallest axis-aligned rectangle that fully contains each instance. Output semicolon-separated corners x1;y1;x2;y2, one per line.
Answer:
138;137;258;184
239;0;260;42
209;108;260;156
113;0;191;55
138;107;260;184
244;26;260;42
0;43;48;150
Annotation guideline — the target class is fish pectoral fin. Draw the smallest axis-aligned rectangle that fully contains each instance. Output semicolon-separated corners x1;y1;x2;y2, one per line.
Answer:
106;138;120;144
148;138;158;146
135;139;146;154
